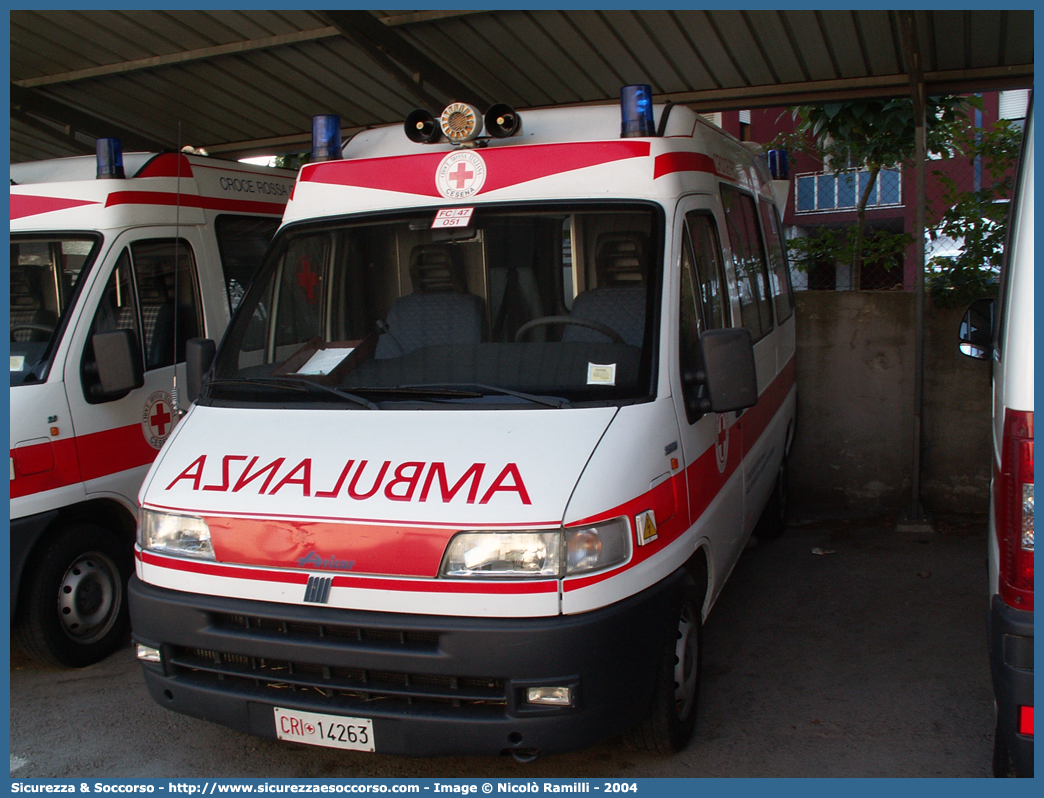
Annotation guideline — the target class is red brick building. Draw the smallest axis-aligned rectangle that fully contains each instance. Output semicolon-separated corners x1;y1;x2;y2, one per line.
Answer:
712;89;1029;291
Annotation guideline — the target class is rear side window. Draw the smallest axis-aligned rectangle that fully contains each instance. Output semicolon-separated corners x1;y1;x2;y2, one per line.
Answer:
721;185;773;341
214;215;281;313
757;198;794;323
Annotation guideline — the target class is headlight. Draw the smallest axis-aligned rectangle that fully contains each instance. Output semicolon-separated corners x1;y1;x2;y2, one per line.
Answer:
441;532;560;577
439;518;630;578
138;508;214;560
565;517;630;575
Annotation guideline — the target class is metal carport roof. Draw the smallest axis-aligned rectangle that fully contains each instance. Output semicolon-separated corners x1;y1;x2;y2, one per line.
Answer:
10;9;1035;164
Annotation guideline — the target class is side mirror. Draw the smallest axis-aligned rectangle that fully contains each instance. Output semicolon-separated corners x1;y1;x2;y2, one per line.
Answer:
185;338;216;405
959;298;996;360
684;327;759;416
91;329;145;400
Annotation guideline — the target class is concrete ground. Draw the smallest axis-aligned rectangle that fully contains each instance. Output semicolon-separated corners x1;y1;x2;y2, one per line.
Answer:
9;513;995;778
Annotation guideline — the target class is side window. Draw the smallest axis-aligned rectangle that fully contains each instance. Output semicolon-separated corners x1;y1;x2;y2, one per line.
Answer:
758;198;794;323
81;239;202;401
686;212;729;330
678;232;702;424
130;239;202;370
214;215;280;313
82;249;140;402
721;185;773;341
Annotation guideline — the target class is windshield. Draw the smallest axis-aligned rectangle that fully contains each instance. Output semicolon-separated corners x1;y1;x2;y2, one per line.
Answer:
11;234;100;386
209;203;662;408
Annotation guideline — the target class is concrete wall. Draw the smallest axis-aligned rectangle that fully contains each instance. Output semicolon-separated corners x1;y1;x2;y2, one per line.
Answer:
790;291;992;515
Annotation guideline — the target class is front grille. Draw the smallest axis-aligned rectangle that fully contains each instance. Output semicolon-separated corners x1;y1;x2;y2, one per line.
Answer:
168;646;507;714
212;613;441;649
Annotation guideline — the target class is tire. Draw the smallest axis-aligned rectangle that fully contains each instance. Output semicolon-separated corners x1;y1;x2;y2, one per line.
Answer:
755;457;788;540
626;572;703;754
15;523;133;668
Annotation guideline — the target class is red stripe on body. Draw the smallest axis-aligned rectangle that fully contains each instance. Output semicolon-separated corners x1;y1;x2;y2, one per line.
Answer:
301;141;651;198
10;422;158;500
566;356;796;592
652;151;718;180
207;516;453;578
104;191;286;216
11;195;100;220
9;439;83;499
137;549;557;594
133;153;195;179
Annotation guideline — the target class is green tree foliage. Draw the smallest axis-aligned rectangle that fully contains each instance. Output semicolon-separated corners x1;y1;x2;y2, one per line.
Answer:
776;96;975;289
787;227;913;288
926;118;1023;306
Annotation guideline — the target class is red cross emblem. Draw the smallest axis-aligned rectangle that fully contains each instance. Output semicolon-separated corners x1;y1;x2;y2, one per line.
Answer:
448;161;474;189
297;257;320;303
150;402;172;437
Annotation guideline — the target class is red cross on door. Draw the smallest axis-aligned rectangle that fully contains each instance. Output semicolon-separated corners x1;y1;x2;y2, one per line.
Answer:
150;402;172;437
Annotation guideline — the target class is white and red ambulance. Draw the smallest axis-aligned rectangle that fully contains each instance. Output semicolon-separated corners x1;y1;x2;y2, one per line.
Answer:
129;87;797;758
10;142;295;667
960;101;1034;777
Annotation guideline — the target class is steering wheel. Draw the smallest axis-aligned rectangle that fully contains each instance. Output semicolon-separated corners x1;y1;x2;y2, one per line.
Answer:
11;323;55;339
514;315;626;344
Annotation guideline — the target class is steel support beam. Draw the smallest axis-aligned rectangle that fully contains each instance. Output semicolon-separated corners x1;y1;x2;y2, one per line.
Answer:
11;83;169;153
319;10;489;112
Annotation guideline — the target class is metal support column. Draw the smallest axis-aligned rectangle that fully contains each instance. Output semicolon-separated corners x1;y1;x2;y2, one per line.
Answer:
898;11;933;531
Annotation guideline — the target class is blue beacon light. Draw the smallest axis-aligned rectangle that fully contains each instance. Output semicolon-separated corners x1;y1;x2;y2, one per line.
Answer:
620;84;656;138
311;115;342;162
96;138;125;179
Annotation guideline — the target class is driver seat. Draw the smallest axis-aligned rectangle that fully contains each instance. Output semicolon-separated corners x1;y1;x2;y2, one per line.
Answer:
562;285;646;346
563;231;648;347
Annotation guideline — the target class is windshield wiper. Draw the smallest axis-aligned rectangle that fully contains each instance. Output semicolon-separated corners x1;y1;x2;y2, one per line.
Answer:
203;377;379;410
394;383;570;409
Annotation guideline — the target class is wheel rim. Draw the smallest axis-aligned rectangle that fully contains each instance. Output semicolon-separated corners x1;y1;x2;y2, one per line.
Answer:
57;552;121;643
673;602;699;721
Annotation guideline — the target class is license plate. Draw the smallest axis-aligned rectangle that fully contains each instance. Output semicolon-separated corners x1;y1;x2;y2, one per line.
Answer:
274;707;375;752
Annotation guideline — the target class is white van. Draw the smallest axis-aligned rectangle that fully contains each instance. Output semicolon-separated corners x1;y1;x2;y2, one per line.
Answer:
129;88;797;758
10;143;296;667
960;102;1034;777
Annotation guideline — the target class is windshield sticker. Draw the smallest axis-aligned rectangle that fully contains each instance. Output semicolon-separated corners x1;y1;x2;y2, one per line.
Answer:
586;363;617;386
432;207;474;229
298;347;353;376
10;356;25;372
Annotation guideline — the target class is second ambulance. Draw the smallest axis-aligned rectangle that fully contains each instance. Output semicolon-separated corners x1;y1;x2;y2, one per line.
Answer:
130;87;797;758
11;144;295;667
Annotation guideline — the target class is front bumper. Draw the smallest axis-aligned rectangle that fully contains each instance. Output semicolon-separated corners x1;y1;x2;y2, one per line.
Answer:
989;594;1034;776
129;569;684;757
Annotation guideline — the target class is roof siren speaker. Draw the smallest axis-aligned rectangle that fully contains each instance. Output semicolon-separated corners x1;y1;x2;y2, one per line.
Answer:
96;138;125;179
404;109;442;143
440;102;483;143
311;115;342;162
484;104;521;138
620;84;656;138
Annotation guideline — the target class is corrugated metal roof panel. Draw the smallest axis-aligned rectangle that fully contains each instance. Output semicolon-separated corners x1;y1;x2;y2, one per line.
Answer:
10;9;1034;164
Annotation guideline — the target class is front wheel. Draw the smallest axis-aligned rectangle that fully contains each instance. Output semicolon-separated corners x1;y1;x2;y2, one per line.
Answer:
626;572;703;753
16;523;132;668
